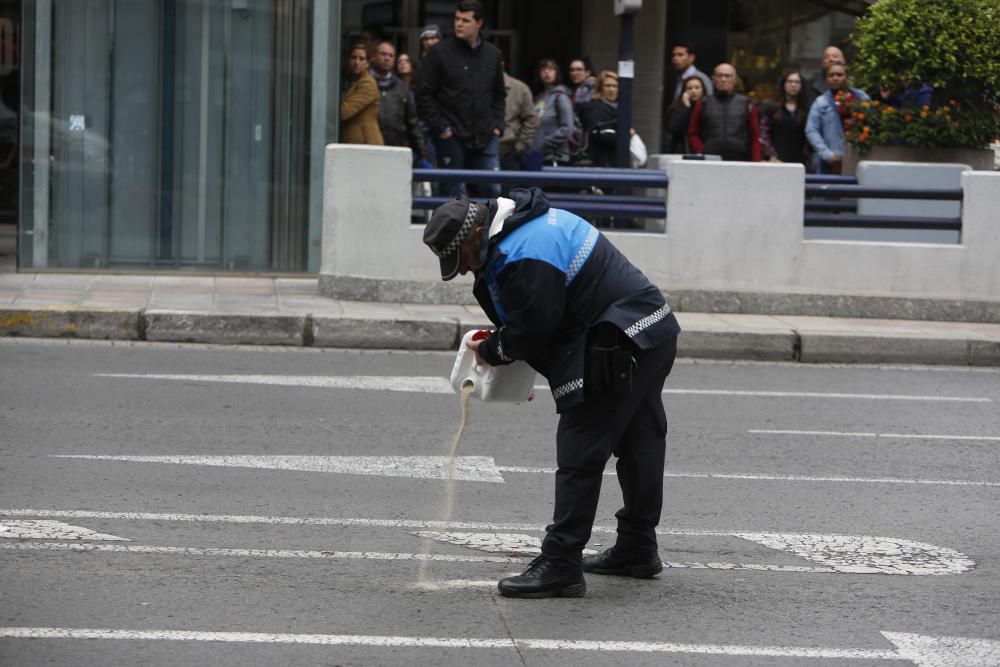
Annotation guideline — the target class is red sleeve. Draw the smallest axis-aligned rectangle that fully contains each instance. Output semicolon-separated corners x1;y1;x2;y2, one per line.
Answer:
688;101;704;154
748;104;762;162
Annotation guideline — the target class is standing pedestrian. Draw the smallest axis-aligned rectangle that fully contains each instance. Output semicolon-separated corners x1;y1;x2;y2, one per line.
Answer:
661;75;705;154
805;63;870;174
371;40;428;163
669;42;712;102
568;57;597;105
576;70;621;167
415;0;505;197
532;58;574;166
418;24;442;60
396;52;415;90
422;188;681;598
339;44;384;146
500;63;539;171
760;71;809;166
687;63;761;162
808;44;846;103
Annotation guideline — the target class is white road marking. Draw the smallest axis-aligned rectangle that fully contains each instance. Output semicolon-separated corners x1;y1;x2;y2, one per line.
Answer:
412;579;506;590
51;455;506;483
0;542;519;563
658;388;990;402
0;540;836;574
883;631;1000;667
0;520;128;541
94;373;454;394
93;372;990;402
750;429;1000;443
496;465;1000;488
0;509;972;576
49;454;1000;488
3;626;999;665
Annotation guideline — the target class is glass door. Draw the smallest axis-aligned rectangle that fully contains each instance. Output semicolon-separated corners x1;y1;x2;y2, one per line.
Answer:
20;0;313;272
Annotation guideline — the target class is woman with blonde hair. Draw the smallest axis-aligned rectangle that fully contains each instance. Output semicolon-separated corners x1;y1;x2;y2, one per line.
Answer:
576;70;620;167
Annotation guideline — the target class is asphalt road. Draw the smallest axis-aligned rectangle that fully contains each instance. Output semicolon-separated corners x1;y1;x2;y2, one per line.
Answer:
1;338;999;666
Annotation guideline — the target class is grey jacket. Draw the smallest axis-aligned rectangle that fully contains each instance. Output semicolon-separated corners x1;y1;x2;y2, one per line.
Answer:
532;85;574;163
373;71;427;160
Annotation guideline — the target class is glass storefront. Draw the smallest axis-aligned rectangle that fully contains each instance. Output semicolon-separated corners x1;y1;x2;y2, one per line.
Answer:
19;0;325;272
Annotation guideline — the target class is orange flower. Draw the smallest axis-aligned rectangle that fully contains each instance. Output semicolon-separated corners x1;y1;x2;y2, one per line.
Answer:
861;101;871;108
904;114;913;122
921;104;930;111
920;111;928;118
948;99;957;106
863;126;871;133
873;101;881;107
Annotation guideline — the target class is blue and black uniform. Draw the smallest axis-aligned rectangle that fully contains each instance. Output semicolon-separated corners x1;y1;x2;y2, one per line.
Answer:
473;188;681;567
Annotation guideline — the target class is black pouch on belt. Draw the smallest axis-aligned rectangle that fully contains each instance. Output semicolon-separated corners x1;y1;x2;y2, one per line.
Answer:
584;324;635;394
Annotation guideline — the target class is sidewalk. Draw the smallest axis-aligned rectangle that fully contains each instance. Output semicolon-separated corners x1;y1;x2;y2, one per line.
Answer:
1;272;998;366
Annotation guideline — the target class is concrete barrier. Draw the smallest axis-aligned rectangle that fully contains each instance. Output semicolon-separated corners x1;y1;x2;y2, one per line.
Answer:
318;145;1000;317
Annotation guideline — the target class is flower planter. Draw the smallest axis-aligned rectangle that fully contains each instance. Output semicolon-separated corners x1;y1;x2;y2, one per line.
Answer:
843;144;995;175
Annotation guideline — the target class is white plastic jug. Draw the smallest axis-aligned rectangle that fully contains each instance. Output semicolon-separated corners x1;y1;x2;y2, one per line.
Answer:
450;330;537;402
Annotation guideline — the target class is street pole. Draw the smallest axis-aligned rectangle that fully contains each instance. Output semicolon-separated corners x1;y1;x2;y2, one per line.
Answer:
614;0;640;168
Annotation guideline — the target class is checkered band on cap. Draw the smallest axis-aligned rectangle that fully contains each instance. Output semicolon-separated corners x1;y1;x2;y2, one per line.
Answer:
431;202;480;259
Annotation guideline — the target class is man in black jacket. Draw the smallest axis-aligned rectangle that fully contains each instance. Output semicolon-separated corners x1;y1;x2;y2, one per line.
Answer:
371;40;428;164
423;189;681;598
415;0;505;197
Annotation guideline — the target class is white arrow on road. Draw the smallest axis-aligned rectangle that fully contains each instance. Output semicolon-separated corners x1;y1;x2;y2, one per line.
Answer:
4;509;971;576
52;455;506;483
0;520;128;541
411;531;972;575
1;626;998;665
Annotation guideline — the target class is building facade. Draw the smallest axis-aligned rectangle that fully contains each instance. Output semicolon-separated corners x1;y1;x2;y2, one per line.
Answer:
7;0;861;274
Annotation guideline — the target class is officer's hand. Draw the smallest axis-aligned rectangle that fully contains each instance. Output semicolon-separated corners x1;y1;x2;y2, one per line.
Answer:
440;128;454;140
466;337;487;366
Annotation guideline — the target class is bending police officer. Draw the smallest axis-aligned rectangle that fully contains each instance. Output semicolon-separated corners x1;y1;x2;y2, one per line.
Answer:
423;188;681;598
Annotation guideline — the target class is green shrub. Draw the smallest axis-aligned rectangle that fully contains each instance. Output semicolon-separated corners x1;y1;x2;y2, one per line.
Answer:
849;0;1000;150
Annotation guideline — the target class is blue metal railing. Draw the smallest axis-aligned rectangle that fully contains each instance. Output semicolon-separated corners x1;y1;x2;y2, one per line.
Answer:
411;167;963;229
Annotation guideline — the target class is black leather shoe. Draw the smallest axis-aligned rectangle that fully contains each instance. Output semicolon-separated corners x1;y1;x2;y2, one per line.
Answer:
497;556;586;598
582;546;663;578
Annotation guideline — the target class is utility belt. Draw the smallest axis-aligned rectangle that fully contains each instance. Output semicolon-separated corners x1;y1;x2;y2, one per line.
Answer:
584;324;636;394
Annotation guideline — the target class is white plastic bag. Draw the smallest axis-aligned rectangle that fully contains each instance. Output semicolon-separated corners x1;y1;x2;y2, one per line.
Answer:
629;133;648;168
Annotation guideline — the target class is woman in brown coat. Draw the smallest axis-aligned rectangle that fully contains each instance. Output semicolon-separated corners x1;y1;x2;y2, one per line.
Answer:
340;45;384;145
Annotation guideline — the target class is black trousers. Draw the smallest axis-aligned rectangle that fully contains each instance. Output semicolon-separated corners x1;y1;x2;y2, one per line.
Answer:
540;336;677;568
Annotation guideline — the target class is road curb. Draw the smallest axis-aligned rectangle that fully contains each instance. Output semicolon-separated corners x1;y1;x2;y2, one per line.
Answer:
0;305;996;366
312;315;458;350
143;311;307;346
798;333;971;365
677;330;798;361
0;307;140;340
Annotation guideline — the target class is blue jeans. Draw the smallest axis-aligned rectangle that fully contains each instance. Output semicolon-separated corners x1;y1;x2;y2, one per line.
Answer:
433;134;501;198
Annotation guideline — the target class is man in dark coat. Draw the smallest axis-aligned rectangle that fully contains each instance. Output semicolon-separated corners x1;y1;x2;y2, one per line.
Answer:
423;188;681;598
371;40;428;163
415;0;505;197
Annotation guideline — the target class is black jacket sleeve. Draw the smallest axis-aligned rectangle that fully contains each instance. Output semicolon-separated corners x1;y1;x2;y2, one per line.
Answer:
415;49;447;136
479;259;566;366
404;92;427;159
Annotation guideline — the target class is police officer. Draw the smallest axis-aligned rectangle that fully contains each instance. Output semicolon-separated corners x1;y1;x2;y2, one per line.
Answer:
423;188;681;598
